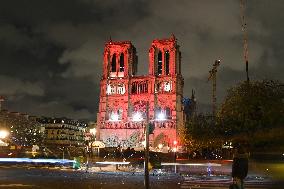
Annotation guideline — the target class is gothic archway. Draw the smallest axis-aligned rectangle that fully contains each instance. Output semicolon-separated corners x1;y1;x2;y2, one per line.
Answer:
153;132;167;148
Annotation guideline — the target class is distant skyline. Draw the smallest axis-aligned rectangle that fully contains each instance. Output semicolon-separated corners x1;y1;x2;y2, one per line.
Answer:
0;0;283;120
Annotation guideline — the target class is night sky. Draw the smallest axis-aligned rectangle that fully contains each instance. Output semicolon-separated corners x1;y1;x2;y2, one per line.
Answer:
0;0;283;120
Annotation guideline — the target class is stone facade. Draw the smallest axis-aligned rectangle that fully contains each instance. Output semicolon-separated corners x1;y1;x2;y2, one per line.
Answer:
39;118;86;147
97;35;184;148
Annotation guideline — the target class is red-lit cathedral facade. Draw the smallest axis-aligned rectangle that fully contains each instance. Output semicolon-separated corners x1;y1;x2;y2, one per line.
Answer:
97;35;184;148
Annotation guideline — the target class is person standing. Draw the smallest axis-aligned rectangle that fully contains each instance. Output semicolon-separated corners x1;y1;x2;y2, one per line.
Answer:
232;145;249;189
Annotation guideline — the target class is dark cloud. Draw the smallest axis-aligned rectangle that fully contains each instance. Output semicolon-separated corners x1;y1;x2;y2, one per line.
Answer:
0;0;283;119
0;75;44;97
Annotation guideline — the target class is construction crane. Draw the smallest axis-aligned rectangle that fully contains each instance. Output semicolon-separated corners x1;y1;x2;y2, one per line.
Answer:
0;96;4;111
208;60;221;117
240;0;249;82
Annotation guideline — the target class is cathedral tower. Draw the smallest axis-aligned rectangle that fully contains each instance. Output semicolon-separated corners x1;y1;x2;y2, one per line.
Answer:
97;36;184;149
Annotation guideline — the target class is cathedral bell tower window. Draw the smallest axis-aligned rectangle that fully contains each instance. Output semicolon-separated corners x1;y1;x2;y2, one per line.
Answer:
119;53;124;72
165;50;170;75
111;54;117;72
157;51;163;75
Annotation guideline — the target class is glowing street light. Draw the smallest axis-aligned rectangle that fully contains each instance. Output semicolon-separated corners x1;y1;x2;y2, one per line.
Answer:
89;128;96;135
157;112;166;121
0;130;9;139
110;113;119;121
133;112;143;122
141;140;146;147
173;140;178;145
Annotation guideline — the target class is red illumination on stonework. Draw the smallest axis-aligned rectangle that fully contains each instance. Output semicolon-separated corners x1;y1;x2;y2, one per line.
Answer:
97;35;184;149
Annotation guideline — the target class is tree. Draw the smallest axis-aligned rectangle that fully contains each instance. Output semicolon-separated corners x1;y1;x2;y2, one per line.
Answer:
217;80;284;149
181;114;223;152
0;111;43;147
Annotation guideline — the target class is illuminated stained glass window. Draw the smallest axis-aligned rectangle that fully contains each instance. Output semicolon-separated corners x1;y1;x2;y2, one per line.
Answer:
164;81;171;92
106;84;116;95
110;85;116;94
117;84;125;94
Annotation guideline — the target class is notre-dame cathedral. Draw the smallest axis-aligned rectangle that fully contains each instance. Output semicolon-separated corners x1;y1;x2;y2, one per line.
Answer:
96;35;184;148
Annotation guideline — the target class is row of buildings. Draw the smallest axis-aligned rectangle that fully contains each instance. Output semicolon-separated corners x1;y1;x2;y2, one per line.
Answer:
0;110;89;149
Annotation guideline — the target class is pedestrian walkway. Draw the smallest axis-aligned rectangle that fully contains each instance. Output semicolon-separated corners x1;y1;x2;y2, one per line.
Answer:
180;175;276;189
0;164;72;171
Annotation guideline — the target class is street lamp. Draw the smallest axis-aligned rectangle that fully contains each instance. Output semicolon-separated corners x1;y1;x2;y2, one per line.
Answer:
173;140;177;146
90;128;96;136
0;130;9;139
157;112;166;121
158;143;163;152
89;128;97;157
145;104;150;189
110;113;119;121
133;112;143;122
173;140;178;173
